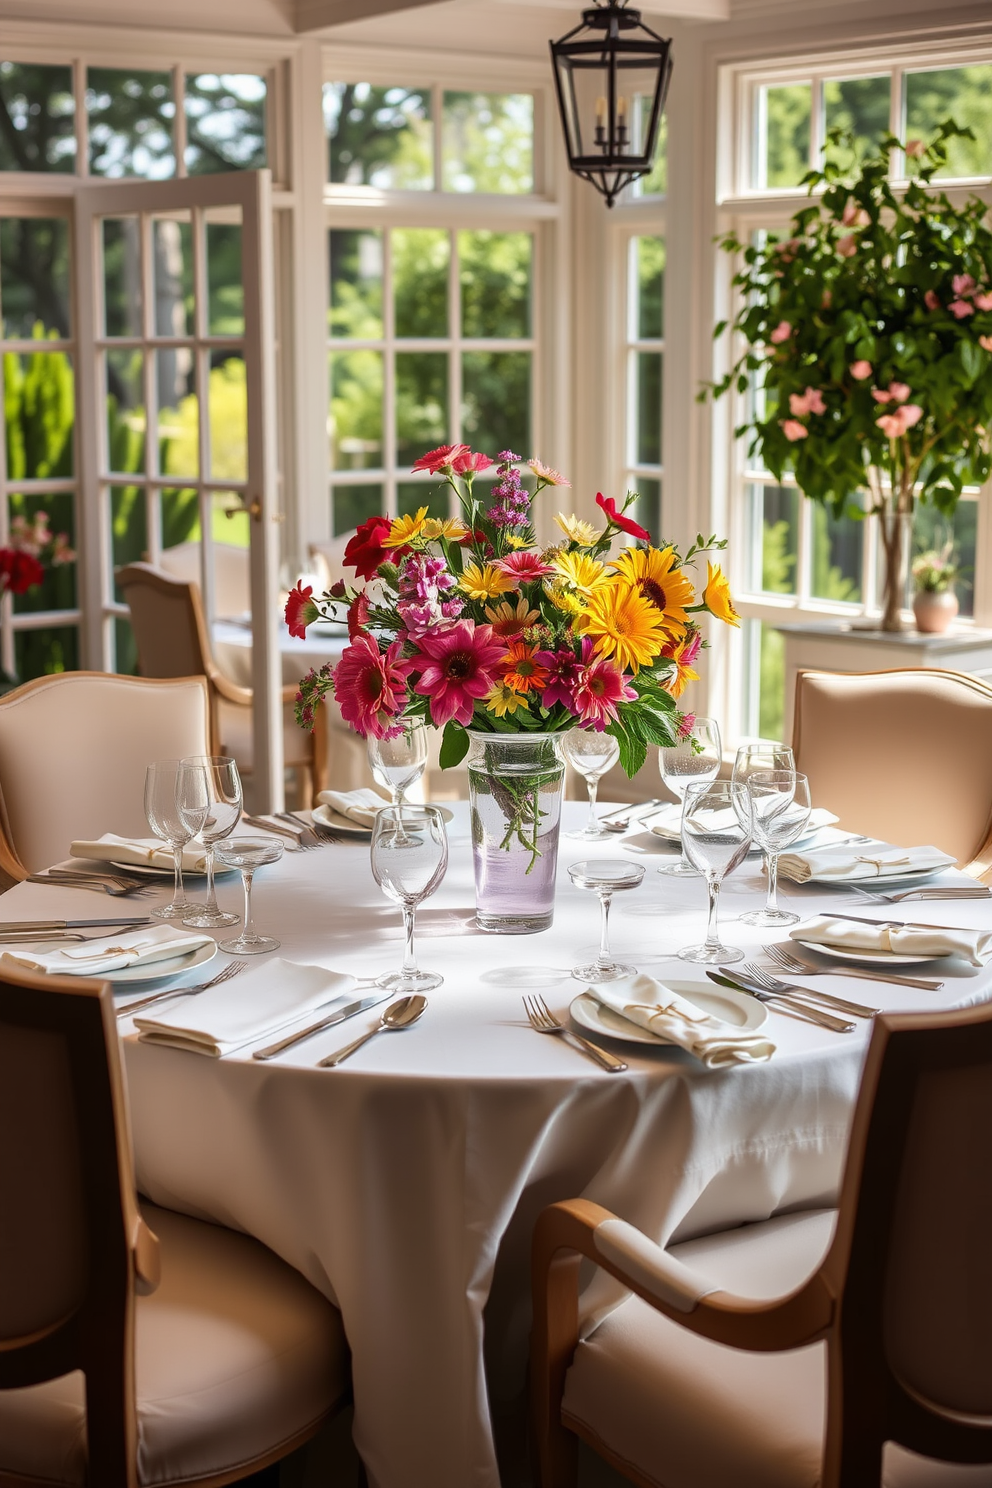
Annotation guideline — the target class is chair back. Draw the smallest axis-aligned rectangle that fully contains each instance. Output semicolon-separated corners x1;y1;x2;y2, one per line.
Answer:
117;563;212;681
0;672;209;875
309;535;352;592
158;540;250;620
792;667;992;868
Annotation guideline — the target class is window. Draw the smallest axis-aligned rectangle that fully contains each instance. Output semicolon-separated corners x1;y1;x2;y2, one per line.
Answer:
623;234;664;536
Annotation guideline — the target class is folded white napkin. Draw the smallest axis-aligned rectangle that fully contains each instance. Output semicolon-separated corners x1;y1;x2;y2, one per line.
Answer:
778;842;955;883
316;788;391;826
70;833;208;873
794;915;992;966
589;974;775;1068
2;924;212;976
649;804;838;843
134;958;356;1057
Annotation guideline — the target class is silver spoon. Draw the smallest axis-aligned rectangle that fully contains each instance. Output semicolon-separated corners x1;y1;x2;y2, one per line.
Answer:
602;798;667;832
318;993;427;1068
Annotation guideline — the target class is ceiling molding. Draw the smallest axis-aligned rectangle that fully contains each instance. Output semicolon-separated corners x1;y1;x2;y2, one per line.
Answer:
294;0;442;28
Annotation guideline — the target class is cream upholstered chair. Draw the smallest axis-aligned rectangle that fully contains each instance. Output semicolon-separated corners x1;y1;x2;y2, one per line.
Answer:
532;1000;992;1488
0;672;210;879
157;539;251;620
308;534;352;593
116;563;328;805
792;667;992;874
0;960;350;1488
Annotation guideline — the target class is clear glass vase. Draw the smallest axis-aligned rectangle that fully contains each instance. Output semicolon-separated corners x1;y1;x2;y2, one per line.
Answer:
467;732;565;934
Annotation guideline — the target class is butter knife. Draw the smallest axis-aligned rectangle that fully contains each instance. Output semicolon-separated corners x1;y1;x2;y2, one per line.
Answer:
707;970;856;1032
252;989;392;1060
0;917;153;931
242;815;301;842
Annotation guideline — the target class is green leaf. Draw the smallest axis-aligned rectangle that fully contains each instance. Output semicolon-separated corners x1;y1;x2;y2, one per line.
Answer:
439;721;470;770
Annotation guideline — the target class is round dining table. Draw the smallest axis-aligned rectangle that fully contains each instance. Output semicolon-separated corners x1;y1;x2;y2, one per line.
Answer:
6;806;991;1488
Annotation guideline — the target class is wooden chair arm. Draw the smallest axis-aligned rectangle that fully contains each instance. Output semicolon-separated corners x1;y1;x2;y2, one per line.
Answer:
206;661;254;709
131;1214;161;1296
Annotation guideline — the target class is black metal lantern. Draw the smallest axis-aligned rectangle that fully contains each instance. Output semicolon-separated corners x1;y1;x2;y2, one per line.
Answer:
550;0;672;208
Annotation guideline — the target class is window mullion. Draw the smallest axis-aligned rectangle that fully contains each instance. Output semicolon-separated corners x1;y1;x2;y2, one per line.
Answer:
173;65;188;179
140;211;161;571
73;57;89;178
448;227;461;519
383;225;397;519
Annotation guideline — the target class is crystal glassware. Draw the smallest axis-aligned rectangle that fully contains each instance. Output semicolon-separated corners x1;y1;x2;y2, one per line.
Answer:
731;739;796;891
368;722;428;808
177;755;243;929
567;859;645;982
371;805;448;994
678;779;752;964
213;836;285;953
143;759;194;920
561;729;621;840
658;716;722;875
739;770;811;928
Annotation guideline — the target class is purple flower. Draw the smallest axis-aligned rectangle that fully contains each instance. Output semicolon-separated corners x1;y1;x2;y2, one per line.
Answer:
534;646;581;711
487;452;532;530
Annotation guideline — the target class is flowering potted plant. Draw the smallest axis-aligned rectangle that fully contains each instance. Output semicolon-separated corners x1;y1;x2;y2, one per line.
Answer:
287;445;737;931
709;122;992;631
0;510;76;692
911;542;960;634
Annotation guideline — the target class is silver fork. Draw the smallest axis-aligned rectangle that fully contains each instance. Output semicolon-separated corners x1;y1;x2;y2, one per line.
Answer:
28;873;155;899
522;993;628;1072
764;942;944;992
116;958;248;1017
850;885;991;905
276;811;327;848
732;965;858;1030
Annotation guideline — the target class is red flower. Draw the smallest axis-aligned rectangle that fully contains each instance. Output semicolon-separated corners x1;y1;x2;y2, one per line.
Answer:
0;548;44;595
595;493;651;542
347;590;371;640
451;449;493;475
411;443;470;474
285;583;320;639
334;635;414;739
344;517;395;581
411;620;506;727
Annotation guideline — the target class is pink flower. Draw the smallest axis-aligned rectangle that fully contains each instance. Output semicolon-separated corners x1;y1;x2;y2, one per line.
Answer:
905;139;926;160
876;404;923;439
780;419;808;442
571;651;636;731
974;292;992;312
334;635;414;740
769;321;791;345
837;234;858;258
871;388;889;403
534;647;581;711
527;459;571;487
676;712;696;740
451;449;493;475
889;382;911;403
789;386;826;417
285;583;320;639
411;443;470;474
411;620;506;727
980;335;992;352
841;201;869;227
821;289;832;308
952;274;976;297
924;290;941;311
493;550;555;582
949;300;975;319
851;360;872;380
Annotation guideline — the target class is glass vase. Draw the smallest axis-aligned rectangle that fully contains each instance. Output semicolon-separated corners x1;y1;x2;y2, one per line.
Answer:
467;732;565;934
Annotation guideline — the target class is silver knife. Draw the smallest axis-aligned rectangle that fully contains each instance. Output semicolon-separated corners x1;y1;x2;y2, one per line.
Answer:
252;989;392;1060
707;970;856;1033
0;917;153;931
813;911;974;932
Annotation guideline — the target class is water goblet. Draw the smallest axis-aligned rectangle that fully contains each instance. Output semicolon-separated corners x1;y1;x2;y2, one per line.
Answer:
213;837;285;953
371;805;448;995
739;770;811;928
677;779;752;965
177;755;243;929
561;730;621;840
567;860;645;982
731;739;796;887
144;759;194;920
368;722;428;808
658;716;722;875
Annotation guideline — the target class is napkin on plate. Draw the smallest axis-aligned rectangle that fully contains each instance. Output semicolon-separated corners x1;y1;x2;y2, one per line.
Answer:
778;842;955;883
133;958;356;1057
1;923;213;976
316;788;391;827
70;833;208;873
588;974;775;1068
649;804;838;843
793;915;992;966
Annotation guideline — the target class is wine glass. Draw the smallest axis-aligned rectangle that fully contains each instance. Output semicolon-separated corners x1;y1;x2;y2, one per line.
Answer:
368;722;428;807
177;755;243;929
144;760;194;920
658;716;722;875
567;860;645;982
740;770;811;928
731;739;796;883
561;730;621;840
678;779;752;964
213;837;285;953
371;805;448;994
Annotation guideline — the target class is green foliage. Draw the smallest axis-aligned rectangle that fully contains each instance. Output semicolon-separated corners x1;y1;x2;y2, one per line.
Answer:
439;720;470;769
605;673;680;778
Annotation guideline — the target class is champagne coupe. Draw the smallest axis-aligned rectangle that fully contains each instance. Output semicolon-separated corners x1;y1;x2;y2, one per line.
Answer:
678;779;752;964
658;716;722;875
371;805;448;994
731;739;796;883
213;837;285;953
368;722;428;808
177;755;243;929
561;729;621;840
567;860;645;982
143;760;194;920
740;770;811;927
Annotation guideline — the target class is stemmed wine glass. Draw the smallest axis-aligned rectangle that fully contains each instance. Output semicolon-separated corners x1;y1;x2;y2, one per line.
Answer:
144;760;194;920
213;837;285;953
561;730;621;840
368;722;428;808
567;860;645;982
678;779;752;964
371;805;448;994
731;739;795;884
177;756;243;929
658;716;722;875
740;770;811;928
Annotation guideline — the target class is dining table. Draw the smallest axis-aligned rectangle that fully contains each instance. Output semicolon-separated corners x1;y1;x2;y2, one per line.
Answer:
5;805;992;1488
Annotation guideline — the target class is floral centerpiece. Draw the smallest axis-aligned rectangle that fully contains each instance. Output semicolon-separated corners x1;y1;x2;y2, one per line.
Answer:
0;509;76;691
287;444;737;929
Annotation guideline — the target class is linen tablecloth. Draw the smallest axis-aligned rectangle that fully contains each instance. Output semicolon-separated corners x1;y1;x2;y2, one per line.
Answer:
7;805;990;1488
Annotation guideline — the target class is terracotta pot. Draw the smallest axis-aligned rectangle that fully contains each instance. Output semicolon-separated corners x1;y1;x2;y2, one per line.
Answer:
913;589;958;634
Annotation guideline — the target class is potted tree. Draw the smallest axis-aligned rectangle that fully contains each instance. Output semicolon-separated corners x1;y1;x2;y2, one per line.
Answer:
708;122;992;631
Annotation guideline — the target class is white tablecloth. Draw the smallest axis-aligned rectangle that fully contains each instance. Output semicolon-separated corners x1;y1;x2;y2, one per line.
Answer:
7;807;991;1488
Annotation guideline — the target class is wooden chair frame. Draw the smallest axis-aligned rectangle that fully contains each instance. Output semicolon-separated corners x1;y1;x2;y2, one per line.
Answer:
0;964;347;1488
532;1001;992;1488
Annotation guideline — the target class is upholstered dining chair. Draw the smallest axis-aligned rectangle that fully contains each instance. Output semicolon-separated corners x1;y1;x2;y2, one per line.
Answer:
116;563;328;805
0;959;351;1488
532;998;992;1488
0;672;210;879
793;666;992;874
157;539;251;620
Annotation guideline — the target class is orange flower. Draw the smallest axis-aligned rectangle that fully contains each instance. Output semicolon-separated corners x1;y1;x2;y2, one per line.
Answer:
500;639;550;695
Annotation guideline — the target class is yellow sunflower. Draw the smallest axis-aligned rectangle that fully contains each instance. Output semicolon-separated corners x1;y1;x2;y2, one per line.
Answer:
551;549;610;597
506;534;530;549
485;595;541;637
703;562;740;628
421;516;469;542
459;561;516;602
485;681;530;718
383;506;429;548
543;580;584;617
554;512;603;547
578;582;666;673
610;546;695;637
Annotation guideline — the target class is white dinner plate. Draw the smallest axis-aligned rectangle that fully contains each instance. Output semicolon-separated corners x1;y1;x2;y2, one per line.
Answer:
795;938;942;967
109;859;234;879
312;803;455;836
804;864;951;887
105;939;218;985
570;980;768;1047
